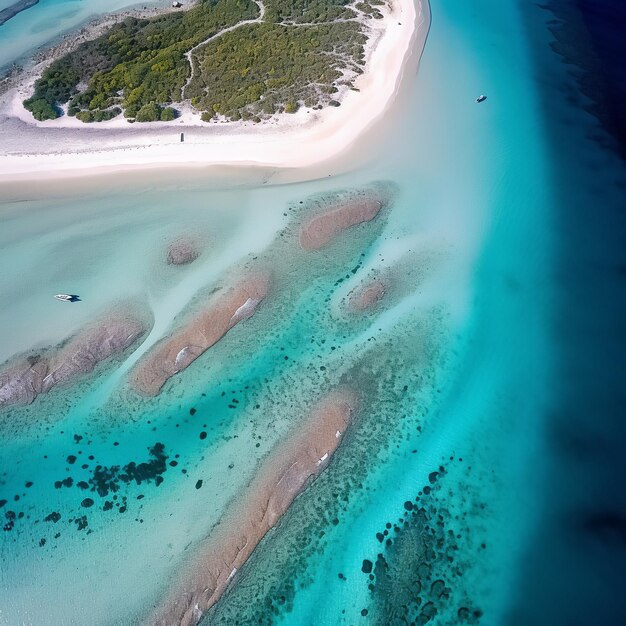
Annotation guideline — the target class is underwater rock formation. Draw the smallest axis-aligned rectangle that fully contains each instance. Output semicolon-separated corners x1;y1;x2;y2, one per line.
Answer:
348;278;387;312
42;318;145;390
0;357;48;407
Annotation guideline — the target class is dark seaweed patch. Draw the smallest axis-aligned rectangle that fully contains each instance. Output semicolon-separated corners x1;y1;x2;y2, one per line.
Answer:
3;510;16;531
89;443;168;497
54;477;73;489
359;466;483;624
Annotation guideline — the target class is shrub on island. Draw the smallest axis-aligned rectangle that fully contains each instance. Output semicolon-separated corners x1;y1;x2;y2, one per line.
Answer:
75;107;121;123
134;103;178;122
23;97;58;121
23;0;372;123
160;106;177;121
136;102;163;122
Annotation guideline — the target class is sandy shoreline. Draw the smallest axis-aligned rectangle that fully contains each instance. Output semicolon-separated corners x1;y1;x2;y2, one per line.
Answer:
0;0;428;183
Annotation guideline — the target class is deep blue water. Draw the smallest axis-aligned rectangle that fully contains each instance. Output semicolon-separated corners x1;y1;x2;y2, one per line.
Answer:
542;0;626;159
504;0;626;623
573;0;626;157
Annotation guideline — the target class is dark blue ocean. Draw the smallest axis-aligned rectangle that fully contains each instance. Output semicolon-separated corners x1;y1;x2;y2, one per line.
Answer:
503;1;626;623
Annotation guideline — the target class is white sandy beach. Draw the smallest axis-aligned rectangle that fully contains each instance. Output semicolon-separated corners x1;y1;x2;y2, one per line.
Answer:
0;0;428;182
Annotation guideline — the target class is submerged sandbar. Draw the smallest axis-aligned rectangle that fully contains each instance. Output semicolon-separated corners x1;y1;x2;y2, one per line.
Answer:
299;191;388;250
151;387;358;626
132;272;271;396
0;313;146;408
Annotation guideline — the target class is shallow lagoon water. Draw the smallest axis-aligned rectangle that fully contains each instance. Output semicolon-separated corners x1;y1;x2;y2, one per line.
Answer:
1;0;626;624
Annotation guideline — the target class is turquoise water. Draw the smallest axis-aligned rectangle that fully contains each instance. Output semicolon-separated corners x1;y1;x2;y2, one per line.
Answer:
2;0;626;624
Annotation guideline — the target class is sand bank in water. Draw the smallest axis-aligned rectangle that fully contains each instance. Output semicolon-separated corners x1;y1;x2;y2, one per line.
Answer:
347;277;387;312
167;238;201;266
150;388;358;626
0;313;145;407
132;272;271;396
299;194;386;250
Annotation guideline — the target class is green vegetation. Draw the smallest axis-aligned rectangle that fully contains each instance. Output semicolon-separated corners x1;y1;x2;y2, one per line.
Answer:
263;0;354;23
75;107;121;122
187;21;365;119
355;2;384;18
24;0;380;123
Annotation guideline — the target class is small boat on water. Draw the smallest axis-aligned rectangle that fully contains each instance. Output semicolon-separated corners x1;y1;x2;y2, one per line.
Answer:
476;94;487;103
54;294;79;302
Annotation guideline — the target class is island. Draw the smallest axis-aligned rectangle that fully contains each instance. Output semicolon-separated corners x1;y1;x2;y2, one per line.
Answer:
24;0;384;123
0;0;429;180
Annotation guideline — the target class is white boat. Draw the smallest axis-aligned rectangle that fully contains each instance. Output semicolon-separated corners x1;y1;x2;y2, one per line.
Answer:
54;294;76;302
476;94;487;103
